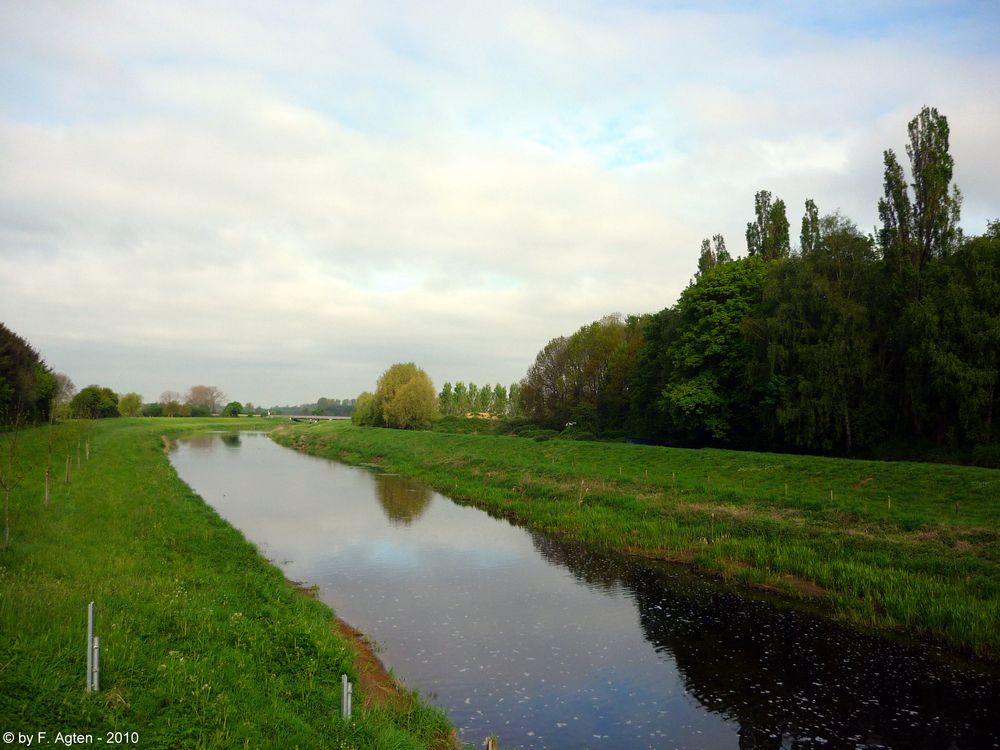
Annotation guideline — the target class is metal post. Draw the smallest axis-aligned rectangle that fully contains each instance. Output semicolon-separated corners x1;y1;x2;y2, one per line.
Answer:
86;601;94;692
92;637;100;692
341;674;352;719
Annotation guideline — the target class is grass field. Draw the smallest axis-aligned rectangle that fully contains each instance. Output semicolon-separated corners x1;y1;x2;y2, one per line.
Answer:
274;420;1000;660
0;418;453;749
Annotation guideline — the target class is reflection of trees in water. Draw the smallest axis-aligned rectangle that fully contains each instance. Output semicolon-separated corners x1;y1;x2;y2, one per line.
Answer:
183;434;242;452
185;435;217;452
529;532;999;750
374;474;432;525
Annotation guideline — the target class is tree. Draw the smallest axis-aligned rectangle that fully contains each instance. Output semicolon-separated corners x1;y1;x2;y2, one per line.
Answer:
696;235;731;279
908;106;963;265
746;190;790;261
520;314;639;431
800;199;820;255
70;385;119;419
439;382;456;416
658;257;768;443
491;383;508;416
0;323;56;426
52;373;76;420
362;363;438;430
352;391;377;426
186;385;226;413
221;401;243;417
452;382;468;414
750;216;884;452
877;106;964;439
159;391;182;417
118;392;143;417
697;238;717;278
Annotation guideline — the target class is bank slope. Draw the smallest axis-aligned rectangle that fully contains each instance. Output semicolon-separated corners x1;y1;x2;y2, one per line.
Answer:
274;421;1000;660
0;418;452;749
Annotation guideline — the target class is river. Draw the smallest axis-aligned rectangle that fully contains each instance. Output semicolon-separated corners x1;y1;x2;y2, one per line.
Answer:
169;432;999;750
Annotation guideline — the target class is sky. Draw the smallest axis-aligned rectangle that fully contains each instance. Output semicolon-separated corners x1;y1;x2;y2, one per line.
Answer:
2;1;999;406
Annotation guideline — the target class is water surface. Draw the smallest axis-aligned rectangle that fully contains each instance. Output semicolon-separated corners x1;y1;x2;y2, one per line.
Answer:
170;432;1000;749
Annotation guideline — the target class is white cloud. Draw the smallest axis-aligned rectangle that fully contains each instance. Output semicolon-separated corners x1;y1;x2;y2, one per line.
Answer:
1;1;998;403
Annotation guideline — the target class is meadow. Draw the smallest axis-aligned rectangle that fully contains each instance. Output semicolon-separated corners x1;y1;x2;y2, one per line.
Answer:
0;418;453;749
275;419;1000;660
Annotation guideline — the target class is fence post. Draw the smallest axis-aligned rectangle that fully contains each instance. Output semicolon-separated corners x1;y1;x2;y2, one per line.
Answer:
92;636;100;692
86;601;94;692
341;674;352;719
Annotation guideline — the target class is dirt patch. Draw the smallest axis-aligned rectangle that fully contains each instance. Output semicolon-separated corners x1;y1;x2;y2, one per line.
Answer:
852;476;876;489
622;546;696;564
161;435;171;454
753;573;827;598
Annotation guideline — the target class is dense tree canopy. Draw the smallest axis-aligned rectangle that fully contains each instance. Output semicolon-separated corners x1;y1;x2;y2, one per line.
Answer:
516;107;1000;461
70;385;119;419
0;323;56;426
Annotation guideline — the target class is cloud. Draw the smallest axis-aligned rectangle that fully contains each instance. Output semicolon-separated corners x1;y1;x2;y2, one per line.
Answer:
2;1;998;403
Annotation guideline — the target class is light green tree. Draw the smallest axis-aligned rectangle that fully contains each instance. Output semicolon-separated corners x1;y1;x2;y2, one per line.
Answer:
118;392;143;417
373;363;438;430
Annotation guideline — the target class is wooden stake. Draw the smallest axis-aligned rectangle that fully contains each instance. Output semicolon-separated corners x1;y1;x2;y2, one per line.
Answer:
887;495;891;511
86;441;90;461
65;454;71;483
44;468;50;507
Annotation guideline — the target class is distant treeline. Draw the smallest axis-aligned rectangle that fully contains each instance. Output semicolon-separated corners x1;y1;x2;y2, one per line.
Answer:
438;381;524;419
268;397;356;417
518;107;1000;462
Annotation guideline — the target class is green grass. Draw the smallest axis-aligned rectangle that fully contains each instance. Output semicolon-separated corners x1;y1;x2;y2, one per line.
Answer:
0;418;453;749
274;420;1000;660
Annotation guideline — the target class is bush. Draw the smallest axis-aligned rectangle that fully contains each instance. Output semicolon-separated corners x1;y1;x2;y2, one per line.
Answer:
971;443;1000;469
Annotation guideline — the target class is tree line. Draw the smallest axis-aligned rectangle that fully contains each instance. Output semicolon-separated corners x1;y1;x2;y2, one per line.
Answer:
0;323;58;427
519;107;1000;461
438;381;524;419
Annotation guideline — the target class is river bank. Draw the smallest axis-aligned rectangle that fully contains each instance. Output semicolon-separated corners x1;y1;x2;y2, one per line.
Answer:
274;420;1000;660
0;418;453;749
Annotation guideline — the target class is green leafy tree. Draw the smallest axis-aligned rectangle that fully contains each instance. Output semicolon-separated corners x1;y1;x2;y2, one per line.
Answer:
70;385;119;419
877;106;964;439
658;257;768;443
160;391;184;417
696;238;716;278
352;391;377;426
800;199;820;255
439;382;456;416
222;401;243;417
0;323;56;425
118;392;143;417
746;190;790;261
491;384;508;416
751;216;884;452
371;363;438;430
452;382;468;414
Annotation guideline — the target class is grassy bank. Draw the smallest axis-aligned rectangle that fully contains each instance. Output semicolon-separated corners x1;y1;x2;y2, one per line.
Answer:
0;418;453;749
274;420;1000;660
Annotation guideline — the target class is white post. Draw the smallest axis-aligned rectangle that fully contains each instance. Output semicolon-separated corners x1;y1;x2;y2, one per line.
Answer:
341;674;352;719
86;601;94;692
92;636;100;692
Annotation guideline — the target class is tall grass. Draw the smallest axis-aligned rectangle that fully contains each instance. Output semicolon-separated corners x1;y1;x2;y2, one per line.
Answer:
275;421;1000;660
0;418;453;749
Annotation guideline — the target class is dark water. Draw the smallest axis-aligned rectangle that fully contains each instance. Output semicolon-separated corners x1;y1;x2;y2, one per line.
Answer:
169;433;1000;750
